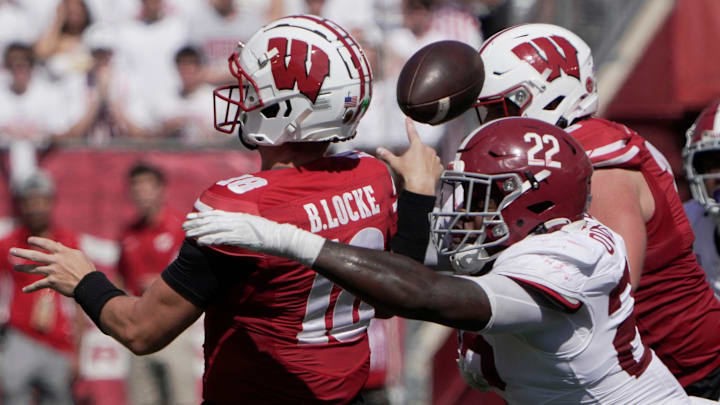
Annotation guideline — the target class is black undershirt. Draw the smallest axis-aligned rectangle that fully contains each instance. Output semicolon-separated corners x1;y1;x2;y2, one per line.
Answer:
161;240;243;308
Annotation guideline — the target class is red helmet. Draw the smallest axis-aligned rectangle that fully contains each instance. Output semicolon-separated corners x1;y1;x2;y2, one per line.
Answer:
431;117;592;274
683;99;720;215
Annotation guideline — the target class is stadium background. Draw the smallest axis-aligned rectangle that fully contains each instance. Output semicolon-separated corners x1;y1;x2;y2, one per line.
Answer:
0;0;719;404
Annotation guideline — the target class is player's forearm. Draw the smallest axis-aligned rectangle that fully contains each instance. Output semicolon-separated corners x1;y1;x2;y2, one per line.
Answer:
316;241;433;314
313;241;490;330
98;295;173;355
72;271;158;354
74;273;191;355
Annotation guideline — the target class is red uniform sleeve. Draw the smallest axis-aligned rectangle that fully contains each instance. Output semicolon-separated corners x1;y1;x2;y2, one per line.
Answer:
191;181;265;258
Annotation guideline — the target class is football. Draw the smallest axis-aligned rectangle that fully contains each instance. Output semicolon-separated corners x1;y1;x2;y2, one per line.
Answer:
396;40;485;125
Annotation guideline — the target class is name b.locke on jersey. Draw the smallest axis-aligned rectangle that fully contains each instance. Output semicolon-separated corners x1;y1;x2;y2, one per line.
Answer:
303;186;381;232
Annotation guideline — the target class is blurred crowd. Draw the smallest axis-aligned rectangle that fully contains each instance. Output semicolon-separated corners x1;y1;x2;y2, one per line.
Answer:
0;0;507;154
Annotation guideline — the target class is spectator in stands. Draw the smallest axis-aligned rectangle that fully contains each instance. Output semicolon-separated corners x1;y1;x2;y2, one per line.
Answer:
82;0;141;26
154;46;221;144
60;23;123;142
386;0;482;78
0;1;58;55
0;170;78;405
113;0;189;137
273;0;376;32
107;45;221;143
34;0;94;80
0;42;71;144
117;162;199;405
185;0;266;84
683;99;720;299
426;0;484;47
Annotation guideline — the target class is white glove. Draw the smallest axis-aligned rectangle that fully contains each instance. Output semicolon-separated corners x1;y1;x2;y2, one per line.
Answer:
183;210;326;267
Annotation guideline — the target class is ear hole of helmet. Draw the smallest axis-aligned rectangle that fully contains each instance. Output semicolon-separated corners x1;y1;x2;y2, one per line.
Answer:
475;98;522;124
283;100;292;117
543;96;565;111
261;104;280;118
260;100;294;119
527;200;555;214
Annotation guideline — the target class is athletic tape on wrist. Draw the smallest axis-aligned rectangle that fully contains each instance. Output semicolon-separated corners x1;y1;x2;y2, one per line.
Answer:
279;223;326;268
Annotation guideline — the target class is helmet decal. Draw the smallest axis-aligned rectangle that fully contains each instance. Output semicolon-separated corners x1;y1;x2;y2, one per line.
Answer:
511;35;580;82
269;37;330;104
475;24;597;128
213;15;372;146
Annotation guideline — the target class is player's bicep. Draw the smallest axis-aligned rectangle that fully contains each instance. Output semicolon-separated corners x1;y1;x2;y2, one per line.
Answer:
459;274;563;334
417;274;493;331
588;169;647;288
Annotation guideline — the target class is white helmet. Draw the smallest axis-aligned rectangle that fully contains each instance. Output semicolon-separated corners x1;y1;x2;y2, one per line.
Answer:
213;15;372;147
474;23;597;128
683;99;720;216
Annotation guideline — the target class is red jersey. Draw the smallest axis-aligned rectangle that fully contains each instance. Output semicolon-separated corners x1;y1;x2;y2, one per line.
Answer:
192;151;397;404
568;117;720;386
117;208;185;295
0;226;79;353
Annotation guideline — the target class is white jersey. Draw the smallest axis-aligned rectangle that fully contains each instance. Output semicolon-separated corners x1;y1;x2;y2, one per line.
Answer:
457;216;690;404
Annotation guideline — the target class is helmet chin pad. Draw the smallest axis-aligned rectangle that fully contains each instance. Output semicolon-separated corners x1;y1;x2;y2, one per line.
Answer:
451;247;493;275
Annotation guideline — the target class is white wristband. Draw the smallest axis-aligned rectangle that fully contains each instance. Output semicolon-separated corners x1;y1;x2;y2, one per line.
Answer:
274;223;326;268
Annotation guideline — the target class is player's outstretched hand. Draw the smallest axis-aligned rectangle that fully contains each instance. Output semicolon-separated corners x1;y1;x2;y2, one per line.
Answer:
376;117;443;196
10;237;97;296
184;210;325;267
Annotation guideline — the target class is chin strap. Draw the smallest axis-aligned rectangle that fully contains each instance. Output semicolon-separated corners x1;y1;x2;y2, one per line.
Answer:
238;126;258;150
452;247;494;275
531;218;572;235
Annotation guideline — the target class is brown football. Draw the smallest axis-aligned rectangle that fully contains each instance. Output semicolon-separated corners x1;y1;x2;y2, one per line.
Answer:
396;40;485;125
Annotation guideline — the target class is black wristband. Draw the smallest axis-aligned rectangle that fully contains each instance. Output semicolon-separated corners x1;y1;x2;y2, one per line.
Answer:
398;189;437;211
73;271;126;334
391;189;437;263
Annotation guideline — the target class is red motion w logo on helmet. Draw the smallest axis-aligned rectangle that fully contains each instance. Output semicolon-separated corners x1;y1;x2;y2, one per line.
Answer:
512;36;580;82
269;38;330;104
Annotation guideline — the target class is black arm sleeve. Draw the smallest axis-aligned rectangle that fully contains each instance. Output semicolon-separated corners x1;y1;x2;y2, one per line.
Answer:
161;239;239;308
390;189;436;263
